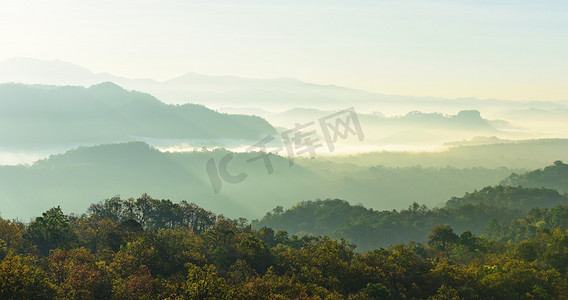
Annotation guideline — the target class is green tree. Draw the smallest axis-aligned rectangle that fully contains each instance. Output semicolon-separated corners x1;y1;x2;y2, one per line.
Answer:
182;264;234;299
0;254;55;299
428;225;458;252
47;248;112;299
25;207;76;256
0;238;7;260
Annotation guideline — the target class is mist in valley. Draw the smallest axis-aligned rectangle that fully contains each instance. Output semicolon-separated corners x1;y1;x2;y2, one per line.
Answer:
1;2;568;297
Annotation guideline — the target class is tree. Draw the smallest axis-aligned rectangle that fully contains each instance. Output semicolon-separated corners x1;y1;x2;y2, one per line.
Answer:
182;264;234;299
0;254;55;299
0;239;7;260
25;207;76;256
237;235;272;273
428;225;458;251
112;265;159;300
47;248;112;299
0;217;29;253
73;216;126;253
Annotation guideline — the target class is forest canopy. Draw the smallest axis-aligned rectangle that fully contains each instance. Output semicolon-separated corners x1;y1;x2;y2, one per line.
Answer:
2;189;568;299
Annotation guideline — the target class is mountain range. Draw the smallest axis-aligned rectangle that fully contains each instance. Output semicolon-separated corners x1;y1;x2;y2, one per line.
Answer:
6;140;565;221
2;58;567;115
0;82;275;150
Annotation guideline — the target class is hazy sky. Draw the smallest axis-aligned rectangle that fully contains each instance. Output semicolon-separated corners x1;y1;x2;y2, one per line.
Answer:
1;0;567;101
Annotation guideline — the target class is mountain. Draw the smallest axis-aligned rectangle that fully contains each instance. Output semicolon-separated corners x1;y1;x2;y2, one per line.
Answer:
3;58;567;149
2;58;567;115
218;107;504;148
2;140;566;223
0;142;328;221
303;139;568;169
231;108;498;130
0;141;521;221
0;82;276;150
0;57;127;86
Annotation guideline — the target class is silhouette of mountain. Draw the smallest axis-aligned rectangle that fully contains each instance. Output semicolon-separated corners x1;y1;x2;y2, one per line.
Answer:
0;82;276;150
236;108;501;147
0;141;523;221
0;142;327;221
2;58;566;114
0;57;127;86
4;139;567;222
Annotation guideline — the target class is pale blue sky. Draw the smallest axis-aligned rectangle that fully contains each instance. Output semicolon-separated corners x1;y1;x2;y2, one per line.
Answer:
1;0;567;100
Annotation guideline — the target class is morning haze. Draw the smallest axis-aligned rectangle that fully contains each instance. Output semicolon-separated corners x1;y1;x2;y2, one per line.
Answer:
0;1;567;298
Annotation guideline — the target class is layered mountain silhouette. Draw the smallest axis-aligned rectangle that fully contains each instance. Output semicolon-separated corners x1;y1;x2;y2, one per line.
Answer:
0;142;328;221
2;58;566;114
1;139;567;221
4;140;558;221
0;82;276;150
224;107;503;147
258;108;497;130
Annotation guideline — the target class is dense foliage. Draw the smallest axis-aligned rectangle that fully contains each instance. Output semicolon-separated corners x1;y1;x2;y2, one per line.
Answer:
502;160;568;193
2;194;568;299
445;185;567;210
255;185;567;251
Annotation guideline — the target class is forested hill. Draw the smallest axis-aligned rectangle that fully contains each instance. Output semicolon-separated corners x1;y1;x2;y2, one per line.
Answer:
502;160;568;193
0;141;518;221
0;82;276;149
445;185;567;210
0;142;326;221
254;183;568;251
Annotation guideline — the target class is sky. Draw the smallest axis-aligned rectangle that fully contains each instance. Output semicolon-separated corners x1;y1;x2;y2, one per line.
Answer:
0;0;567;101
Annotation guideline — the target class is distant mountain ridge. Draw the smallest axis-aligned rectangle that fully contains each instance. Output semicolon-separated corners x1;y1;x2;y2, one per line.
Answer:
228;107;502;147
1;58;566;114
0;141;528;221
0;82;276;150
2;139;566;222
274;108;497;129
0;141;328;221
